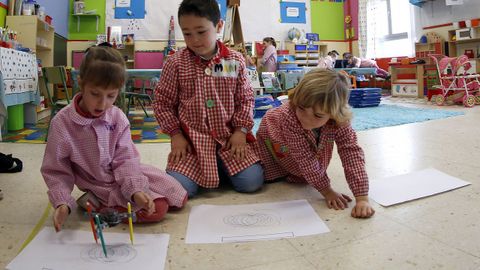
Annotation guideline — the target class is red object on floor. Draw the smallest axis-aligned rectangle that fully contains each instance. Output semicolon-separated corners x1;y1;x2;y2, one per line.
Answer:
427;89;443;100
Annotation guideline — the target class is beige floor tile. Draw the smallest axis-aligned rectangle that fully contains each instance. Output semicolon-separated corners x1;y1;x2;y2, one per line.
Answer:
1;102;480;269
302;225;480;270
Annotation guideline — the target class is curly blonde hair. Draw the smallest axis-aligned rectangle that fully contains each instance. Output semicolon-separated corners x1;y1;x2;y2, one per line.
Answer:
289;68;352;124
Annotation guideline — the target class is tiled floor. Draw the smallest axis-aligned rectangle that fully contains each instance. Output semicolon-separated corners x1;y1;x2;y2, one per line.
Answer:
1;101;480;269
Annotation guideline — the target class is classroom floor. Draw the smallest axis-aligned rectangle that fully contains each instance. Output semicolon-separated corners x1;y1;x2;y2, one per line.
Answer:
1;100;480;270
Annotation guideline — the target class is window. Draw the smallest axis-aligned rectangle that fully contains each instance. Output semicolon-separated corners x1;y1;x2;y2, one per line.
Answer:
368;0;415;58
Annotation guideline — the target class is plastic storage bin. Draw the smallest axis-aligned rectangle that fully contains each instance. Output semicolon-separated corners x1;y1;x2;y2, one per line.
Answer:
7;104;24;131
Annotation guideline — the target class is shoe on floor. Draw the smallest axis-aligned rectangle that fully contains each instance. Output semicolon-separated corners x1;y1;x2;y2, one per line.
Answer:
410;59;426;64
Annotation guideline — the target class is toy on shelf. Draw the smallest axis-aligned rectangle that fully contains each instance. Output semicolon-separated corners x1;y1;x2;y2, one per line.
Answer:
86;202;136;257
429;54;480;107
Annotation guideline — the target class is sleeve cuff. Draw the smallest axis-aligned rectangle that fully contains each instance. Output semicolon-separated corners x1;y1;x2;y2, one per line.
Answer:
120;176;149;201
48;190;77;211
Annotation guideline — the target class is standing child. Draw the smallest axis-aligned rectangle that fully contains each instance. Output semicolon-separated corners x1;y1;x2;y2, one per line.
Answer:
41;46;187;232
153;0;264;198
260;37;277;72
255;69;375;218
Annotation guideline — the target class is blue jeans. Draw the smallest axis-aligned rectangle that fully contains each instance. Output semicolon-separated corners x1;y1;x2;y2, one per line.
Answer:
167;158;264;198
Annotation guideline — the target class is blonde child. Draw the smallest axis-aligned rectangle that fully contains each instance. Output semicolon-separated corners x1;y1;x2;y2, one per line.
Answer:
260;37;277;72
41;46;187;232
153;0;264;198
255;69;375;218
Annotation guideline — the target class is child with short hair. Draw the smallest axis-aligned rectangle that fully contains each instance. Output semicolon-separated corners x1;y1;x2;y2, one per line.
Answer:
153;0;264;198
41;46;187;232
318;50;339;69
261;37;277;72
255;69;375;218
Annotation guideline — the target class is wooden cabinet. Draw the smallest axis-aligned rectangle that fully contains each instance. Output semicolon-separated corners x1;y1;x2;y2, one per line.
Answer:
415;42;444;65
294;42;327;67
6;15;54;67
446;26;480;73
6;15;54;122
390;64;424;98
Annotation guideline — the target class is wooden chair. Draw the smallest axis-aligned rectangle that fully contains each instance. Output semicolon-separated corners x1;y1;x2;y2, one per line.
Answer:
42;66;72;139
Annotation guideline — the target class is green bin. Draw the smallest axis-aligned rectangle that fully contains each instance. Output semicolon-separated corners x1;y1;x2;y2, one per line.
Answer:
7;104;24;131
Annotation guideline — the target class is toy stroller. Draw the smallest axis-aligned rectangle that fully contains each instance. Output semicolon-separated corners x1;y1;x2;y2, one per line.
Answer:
429;54;480;107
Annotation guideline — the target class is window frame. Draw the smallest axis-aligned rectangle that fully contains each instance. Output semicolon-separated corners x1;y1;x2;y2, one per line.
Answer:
381;0;409;42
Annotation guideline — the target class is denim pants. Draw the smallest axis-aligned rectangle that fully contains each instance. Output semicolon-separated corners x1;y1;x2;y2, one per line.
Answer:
167;157;264;198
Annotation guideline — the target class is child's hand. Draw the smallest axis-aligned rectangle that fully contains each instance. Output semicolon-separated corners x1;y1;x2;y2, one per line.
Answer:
320;187;352;210
226;130;247;161
169;133;192;164
53;204;69;232
351;196;375;218
132;192;155;216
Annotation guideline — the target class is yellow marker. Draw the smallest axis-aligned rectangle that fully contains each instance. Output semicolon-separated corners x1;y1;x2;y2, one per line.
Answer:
127;202;134;245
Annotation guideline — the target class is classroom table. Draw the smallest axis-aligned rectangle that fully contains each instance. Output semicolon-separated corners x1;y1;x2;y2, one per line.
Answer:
0;48;39;136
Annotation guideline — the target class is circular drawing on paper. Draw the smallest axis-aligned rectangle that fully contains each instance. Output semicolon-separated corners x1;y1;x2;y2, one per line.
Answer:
223;212;281;227
81;244;137;264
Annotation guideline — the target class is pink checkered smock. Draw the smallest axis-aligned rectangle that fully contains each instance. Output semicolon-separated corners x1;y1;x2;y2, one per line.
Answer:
41;96;187;212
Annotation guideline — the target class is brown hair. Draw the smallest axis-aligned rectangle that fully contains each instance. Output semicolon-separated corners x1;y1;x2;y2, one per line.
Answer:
79;46;126;90
290;69;352;124
263;37;277;48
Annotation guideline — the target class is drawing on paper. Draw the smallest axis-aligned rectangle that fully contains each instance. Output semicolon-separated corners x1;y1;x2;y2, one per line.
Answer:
223;211;281;227
81;244;137;263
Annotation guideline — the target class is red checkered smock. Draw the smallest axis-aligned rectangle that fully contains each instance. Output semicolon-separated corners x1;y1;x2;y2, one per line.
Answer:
153;41;259;188
41;95;187;212
254;102;369;197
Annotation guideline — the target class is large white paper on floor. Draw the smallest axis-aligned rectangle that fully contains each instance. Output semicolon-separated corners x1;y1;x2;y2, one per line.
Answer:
6;227;169;270
186;199;330;244
370;168;471;206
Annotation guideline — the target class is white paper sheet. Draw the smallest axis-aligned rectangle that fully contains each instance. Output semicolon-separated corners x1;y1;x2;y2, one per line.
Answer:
6;227;169;270
370;168;471;207
186;200;330;244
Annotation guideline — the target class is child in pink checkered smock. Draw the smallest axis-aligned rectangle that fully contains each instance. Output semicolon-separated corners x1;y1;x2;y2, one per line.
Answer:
254;69;375;218
153;0;264;198
41;46;187;232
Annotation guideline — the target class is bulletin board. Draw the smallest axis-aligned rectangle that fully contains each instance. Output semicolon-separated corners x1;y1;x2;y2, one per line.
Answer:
311;1;344;41
105;0;311;41
280;2;306;24
115;0;146;19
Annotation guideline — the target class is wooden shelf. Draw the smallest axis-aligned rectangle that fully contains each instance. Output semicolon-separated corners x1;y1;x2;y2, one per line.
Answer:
72;14;100;32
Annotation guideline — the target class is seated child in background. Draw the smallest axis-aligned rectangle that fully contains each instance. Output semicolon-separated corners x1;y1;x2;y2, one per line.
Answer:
153;0;264;198
41;46;187;232
254;69;375;218
348;56;390;79
318;50;339;69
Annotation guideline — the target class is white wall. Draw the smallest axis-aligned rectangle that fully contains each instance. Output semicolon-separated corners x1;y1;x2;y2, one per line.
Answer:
414;0;480;29
105;0;310;42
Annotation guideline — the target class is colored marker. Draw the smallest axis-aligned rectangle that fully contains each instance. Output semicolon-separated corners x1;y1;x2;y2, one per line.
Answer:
127;202;134;245
94;214;108;257
86;202;98;244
